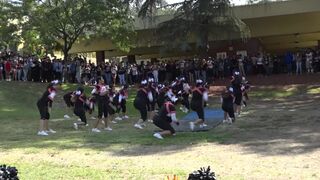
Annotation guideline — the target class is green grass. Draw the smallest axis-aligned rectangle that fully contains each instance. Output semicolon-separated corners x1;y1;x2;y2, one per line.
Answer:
0;81;230;179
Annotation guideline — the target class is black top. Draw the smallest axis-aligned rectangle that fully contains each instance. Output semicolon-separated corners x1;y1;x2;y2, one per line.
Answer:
222;91;234;107
155;101;176;123
74;94;86;110
37;87;56;107
135;88;148;105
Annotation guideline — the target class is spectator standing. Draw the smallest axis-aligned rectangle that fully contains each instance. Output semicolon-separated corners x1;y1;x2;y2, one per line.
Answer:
295;52;302;75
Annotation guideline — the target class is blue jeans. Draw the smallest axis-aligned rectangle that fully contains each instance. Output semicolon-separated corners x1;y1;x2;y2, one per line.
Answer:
105;73;112;85
119;74;125;85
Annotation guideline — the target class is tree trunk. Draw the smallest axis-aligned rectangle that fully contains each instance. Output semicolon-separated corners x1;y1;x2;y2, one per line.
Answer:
63;38;69;61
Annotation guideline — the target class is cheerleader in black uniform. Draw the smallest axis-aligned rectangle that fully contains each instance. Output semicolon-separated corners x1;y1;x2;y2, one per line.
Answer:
241;79;251;107
91;80;112;132
36;80;59;136
231;71;242;116
73;87;89;129
114;85;129;121
147;78;157;122
134;80;152;129
179;77;191;113
189;79;209;131
221;86;235;124
63;91;75;119
157;82;170;109
153;95;179;139
108;85;118;124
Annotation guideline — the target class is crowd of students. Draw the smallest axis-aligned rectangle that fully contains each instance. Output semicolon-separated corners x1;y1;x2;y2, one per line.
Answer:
36;69;249;140
1;48;320;87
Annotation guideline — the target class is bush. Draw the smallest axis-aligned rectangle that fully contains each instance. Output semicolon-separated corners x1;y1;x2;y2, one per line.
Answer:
188;166;216;180
0;165;19;180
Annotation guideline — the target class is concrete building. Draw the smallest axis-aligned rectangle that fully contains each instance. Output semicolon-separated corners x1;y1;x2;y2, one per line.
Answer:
68;0;320;63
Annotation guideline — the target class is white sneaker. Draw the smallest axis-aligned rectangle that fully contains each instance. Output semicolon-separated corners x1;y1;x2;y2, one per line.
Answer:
91;116;96;120
47;129;56;133
85;124;89;127
111;120;117;124
153;133;163;139
74;123;78;130
147;119;153;123
37;131;48;136
189;122;195;131
122;115;129;119
199;123;208;128
92;128;101;133
104;127;113;131
64;115;70;119
115;117;122;121
134;123;143;129
77;118;81;122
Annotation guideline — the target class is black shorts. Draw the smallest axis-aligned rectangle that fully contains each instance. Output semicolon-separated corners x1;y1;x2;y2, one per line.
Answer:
234;93;242;106
153;117;175;134
191;102;204;120
37;102;50;120
63;94;74;107
222;105;235;118
107;103;117;115
97;101;108;118
147;101;156;111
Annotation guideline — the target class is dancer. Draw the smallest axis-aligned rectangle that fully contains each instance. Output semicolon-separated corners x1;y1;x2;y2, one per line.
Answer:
108;85;118;124
157;82;170;109
147;78;157;122
221;86;235;124
114;85;129;120
153;95;179;139
189;79;208;131
231;71;242;116
179;77;191;113
63;91;75;119
36;80;59;136
73;87;89;129
134;80;152;129
91;80;112;132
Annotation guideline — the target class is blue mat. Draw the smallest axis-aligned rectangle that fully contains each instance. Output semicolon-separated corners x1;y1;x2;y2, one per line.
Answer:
171;108;224;132
181;108;224;121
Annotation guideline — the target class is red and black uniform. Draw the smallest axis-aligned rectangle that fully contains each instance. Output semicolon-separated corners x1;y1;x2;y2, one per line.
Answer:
116;88;128;114
147;82;157;112
108;89;117;115
37;86;56;120
63;91;75;108
92;85;109;119
221;90;235;119
134;86;149;121
157;86;169;108
74;94;87;125
190;86;207;121
231;75;242;106
181;82;191;110
153;101;177;134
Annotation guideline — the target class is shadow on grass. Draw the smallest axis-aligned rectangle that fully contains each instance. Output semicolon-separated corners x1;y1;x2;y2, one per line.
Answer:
1;82;320;157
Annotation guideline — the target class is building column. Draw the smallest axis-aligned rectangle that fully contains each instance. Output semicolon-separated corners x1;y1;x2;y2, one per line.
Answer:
96;51;105;65
127;55;136;64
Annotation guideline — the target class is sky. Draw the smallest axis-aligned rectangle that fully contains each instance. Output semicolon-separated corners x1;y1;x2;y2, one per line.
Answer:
166;0;249;6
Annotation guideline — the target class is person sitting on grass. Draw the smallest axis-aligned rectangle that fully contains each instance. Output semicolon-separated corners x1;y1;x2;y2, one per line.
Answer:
221;86;235;124
153;95;179;139
36;80;59;136
73;87;89;130
189;79;209;131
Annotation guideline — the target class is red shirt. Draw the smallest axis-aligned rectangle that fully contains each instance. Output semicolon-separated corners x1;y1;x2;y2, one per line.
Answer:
5;61;11;72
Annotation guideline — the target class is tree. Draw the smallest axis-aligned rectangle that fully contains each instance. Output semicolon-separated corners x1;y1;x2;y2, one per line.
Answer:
0;1;20;51
16;0;135;60
132;0;250;57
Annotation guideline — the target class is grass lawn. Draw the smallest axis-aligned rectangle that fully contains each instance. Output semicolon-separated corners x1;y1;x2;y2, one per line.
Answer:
1;81;320;179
